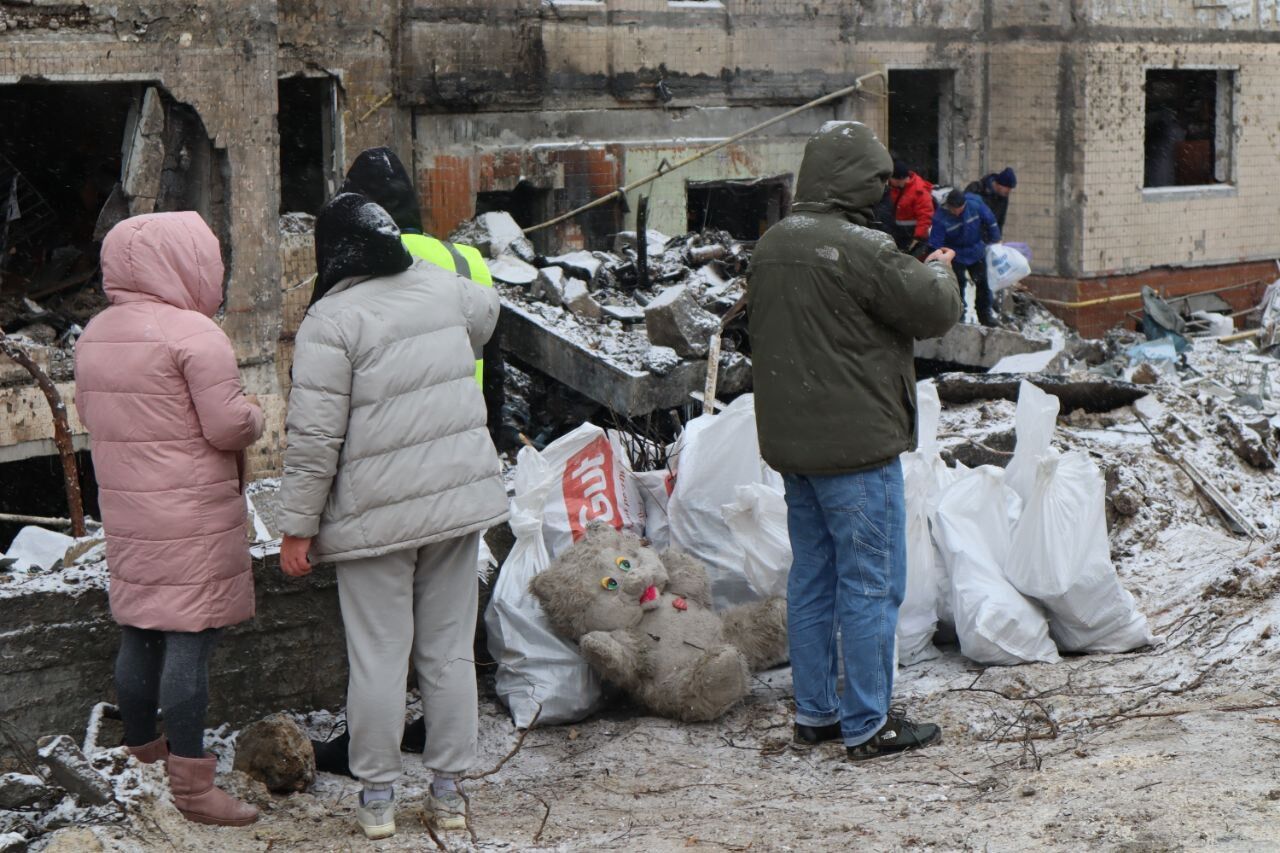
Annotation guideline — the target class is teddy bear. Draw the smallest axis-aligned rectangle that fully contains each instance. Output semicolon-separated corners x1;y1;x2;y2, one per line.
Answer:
529;524;788;722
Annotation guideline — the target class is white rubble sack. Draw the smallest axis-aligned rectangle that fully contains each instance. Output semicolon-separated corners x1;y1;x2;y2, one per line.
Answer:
1006;449;1156;653
897;380;946;666
1004;380;1060;504
722;483;791;600
486;424;646;726
634;468;674;552
934;466;1060;666
668;394;783;609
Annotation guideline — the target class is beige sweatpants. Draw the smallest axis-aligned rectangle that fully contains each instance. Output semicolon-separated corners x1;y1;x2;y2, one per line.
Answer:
336;532;479;786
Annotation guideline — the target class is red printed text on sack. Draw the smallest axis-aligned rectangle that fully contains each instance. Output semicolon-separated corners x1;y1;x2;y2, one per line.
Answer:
563;435;621;541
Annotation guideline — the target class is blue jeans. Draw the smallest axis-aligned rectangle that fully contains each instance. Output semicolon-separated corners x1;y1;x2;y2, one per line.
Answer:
783;459;907;747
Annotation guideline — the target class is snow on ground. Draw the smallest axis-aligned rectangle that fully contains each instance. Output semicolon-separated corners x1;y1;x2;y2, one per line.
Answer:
24;336;1280;852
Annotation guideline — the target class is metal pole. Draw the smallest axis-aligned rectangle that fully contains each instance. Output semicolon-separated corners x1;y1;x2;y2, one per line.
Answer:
523;70;888;236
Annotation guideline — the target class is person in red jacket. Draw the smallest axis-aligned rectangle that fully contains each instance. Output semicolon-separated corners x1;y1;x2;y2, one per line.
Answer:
888;160;935;260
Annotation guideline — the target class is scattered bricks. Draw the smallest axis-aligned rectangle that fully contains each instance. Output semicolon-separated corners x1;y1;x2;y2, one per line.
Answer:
643;346;680;376
1130;362;1160;385
448;212;536;263
35;736;113;807
532;266;567;306
233;713;315;794
564;279;603;321
0;773;62;811
643;285;719;358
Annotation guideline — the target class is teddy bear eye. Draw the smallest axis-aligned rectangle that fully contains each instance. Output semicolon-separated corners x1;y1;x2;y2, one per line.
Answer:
615;557;632;572
601;577;619;591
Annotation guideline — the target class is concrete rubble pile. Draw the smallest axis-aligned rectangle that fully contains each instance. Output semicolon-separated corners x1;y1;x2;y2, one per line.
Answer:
449;211;751;379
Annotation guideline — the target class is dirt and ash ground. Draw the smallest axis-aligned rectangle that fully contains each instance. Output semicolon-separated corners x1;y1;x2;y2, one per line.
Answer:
28;335;1280;853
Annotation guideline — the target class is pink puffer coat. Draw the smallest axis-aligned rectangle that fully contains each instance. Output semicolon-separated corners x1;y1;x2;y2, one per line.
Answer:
74;212;264;632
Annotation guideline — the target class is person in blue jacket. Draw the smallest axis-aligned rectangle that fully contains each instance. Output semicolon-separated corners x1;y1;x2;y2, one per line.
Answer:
929;189;1002;326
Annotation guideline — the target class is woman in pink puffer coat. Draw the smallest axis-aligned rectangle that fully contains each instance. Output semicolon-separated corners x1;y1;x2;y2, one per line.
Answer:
74;211;264;827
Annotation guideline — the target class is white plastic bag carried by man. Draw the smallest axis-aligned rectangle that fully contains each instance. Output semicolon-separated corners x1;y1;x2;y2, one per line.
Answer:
486;424;646;727
1003;382;1156;653
986;243;1031;292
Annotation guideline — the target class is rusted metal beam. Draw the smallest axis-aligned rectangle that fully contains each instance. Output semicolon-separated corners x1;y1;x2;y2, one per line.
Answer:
0;328;86;537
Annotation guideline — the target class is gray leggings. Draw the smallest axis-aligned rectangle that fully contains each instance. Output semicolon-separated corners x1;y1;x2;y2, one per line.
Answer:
115;626;220;758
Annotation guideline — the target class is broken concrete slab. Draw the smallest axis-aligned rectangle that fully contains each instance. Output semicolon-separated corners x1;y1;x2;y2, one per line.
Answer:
564;279;603;320
643;345;680;376
546;250;605;285
1217;411;1275;469
643;285;719;358
614;229;670;257
488;255;539;286
122;88;165;216
35;736;112;807
449;212;536;263
914;324;1051;370
233;713;315;794
533;266;568;306
601;304;646;324
934;373;1148;414
498;300;750;416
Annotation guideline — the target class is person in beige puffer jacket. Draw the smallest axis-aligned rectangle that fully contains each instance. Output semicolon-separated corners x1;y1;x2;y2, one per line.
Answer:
277;193;509;840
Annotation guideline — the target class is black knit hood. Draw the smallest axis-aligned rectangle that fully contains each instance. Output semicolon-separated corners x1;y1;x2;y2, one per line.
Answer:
339;147;423;233
310;193;413;306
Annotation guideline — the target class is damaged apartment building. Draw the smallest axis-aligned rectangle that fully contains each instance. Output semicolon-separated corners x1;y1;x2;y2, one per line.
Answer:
2;0;1279;526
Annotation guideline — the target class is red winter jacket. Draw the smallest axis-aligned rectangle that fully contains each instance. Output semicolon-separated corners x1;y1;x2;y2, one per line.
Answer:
890;172;935;242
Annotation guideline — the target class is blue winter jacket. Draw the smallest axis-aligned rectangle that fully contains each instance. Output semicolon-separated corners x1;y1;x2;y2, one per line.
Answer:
928;193;1001;266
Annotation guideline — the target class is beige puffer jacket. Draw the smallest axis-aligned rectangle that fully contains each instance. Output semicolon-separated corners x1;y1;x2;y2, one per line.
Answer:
278;259;509;562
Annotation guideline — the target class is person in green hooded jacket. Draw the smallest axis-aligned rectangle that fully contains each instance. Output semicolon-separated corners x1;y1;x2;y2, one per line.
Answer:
748;121;961;761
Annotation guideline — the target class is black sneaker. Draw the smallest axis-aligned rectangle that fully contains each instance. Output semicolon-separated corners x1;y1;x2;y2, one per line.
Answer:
793;722;842;746
846;715;941;761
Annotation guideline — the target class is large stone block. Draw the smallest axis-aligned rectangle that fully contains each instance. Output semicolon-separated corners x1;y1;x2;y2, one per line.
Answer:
643;285;719;358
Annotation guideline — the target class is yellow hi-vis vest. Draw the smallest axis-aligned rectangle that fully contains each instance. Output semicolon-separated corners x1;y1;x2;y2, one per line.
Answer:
400;233;494;387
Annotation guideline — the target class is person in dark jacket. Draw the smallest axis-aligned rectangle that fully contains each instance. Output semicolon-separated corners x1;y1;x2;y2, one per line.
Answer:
748;121;961;761
965;167;1016;231
888;159;935;259
929;189;1002;326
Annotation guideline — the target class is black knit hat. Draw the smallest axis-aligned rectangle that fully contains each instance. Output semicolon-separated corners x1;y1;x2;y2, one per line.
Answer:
310;193;413;306
340;147;424;234
995;167;1018;189
945;189;966;209
892;159;910;180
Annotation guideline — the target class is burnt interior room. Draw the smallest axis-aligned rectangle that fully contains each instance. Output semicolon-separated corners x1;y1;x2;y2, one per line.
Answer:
685;177;791;241
0;83;137;335
1144;69;1222;188
0;451;99;552
278;76;334;215
888;69;945;184
476;182;555;253
1;83;228;341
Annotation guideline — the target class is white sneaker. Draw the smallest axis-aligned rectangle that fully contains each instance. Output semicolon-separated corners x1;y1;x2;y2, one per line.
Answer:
357;796;395;840
427;788;467;831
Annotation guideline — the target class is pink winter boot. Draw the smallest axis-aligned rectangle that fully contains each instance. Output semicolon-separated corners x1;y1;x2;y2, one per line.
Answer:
125;737;168;765
166;753;259;826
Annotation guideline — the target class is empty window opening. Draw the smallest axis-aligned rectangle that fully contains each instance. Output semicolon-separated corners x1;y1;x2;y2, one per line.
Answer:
0;82;227;340
887;70;954;185
476;183;555;253
279;76;337;216
1144;69;1234;188
0;450;99;555
685;177;792;241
